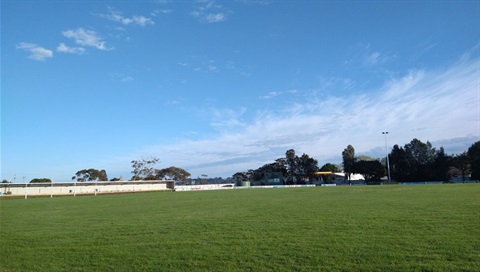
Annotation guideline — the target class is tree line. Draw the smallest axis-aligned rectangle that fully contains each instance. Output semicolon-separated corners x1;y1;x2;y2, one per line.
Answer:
68;158;191;183
233;149;320;185
234;139;480;184
340;139;480;182
4;139;478;184
388;139;479;182
0;158;191;184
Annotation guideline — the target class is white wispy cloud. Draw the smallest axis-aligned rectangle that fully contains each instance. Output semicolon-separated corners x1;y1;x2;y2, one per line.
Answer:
363;51;397;66
364;52;381;65
132;56;479;178
207;107;248;131
62;28;110;50
260;91;281;99
205;13;226;23
191;0;227;23
121;76;134;83
101;9;155;26
152;9;173;16
259;90;301;99
109;73;134;83
16;42;53;61
56;43;85;55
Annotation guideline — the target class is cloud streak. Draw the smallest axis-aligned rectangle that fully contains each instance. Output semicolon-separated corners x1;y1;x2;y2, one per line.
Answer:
56;43;85;54
62;28;110;50
131;56;479;178
16;42;53;61
100;9;155;26
191;0;227;23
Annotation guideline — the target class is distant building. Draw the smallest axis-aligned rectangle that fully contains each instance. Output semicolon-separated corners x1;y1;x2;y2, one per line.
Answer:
263;171;285;185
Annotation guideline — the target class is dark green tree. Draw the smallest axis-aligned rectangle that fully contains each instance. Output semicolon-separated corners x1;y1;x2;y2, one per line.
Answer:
431;147;452;181
404;139;436;181
318;163;340;183
250;151;318;185
72;169;107;182
452;152;470;181
353;160;384;181
285;149;299;184
389;144;410;182
297;153;319;184
342;145;355;181
390;139;454;182
30;178;52;183
252;159;286;183
320;163;340;173
232;172;250;182
155;166;191;181
467;141;480;180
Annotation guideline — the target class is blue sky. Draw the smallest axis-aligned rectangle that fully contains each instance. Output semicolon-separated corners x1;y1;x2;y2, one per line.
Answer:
2;0;479;182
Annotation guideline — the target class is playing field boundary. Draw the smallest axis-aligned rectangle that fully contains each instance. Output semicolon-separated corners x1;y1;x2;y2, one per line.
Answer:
0;180;174;198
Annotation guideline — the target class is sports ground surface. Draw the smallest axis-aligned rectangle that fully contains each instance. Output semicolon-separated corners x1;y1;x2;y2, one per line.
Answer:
1;184;479;271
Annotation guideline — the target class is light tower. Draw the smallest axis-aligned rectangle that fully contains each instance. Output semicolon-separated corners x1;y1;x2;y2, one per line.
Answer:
382;132;391;182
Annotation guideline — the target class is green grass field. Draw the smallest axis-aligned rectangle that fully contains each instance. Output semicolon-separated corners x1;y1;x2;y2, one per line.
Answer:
1;184;479;271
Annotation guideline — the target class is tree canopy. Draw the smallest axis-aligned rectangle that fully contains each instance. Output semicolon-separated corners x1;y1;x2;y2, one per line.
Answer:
30;178;52;183
155;166;190;181
342;145;355;180
353;160;384;181
452;152;470;181
389;138;451;182
242;149;319;185
467;141;480;180
319;163;340;173
72;169;107;182
131;157;159;180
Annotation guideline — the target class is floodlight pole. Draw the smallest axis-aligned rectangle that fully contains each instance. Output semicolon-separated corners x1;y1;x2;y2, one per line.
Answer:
382;132;391;183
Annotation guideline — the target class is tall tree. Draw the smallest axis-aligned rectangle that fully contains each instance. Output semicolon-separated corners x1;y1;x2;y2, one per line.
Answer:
297;153;319;184
389;144;410;182
281;150;320;184
285;149;299;184
467;141;480;180
131;157;159;180
404;138;436;181
432;147;452;181
452;152;470;181
342;145;355;181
